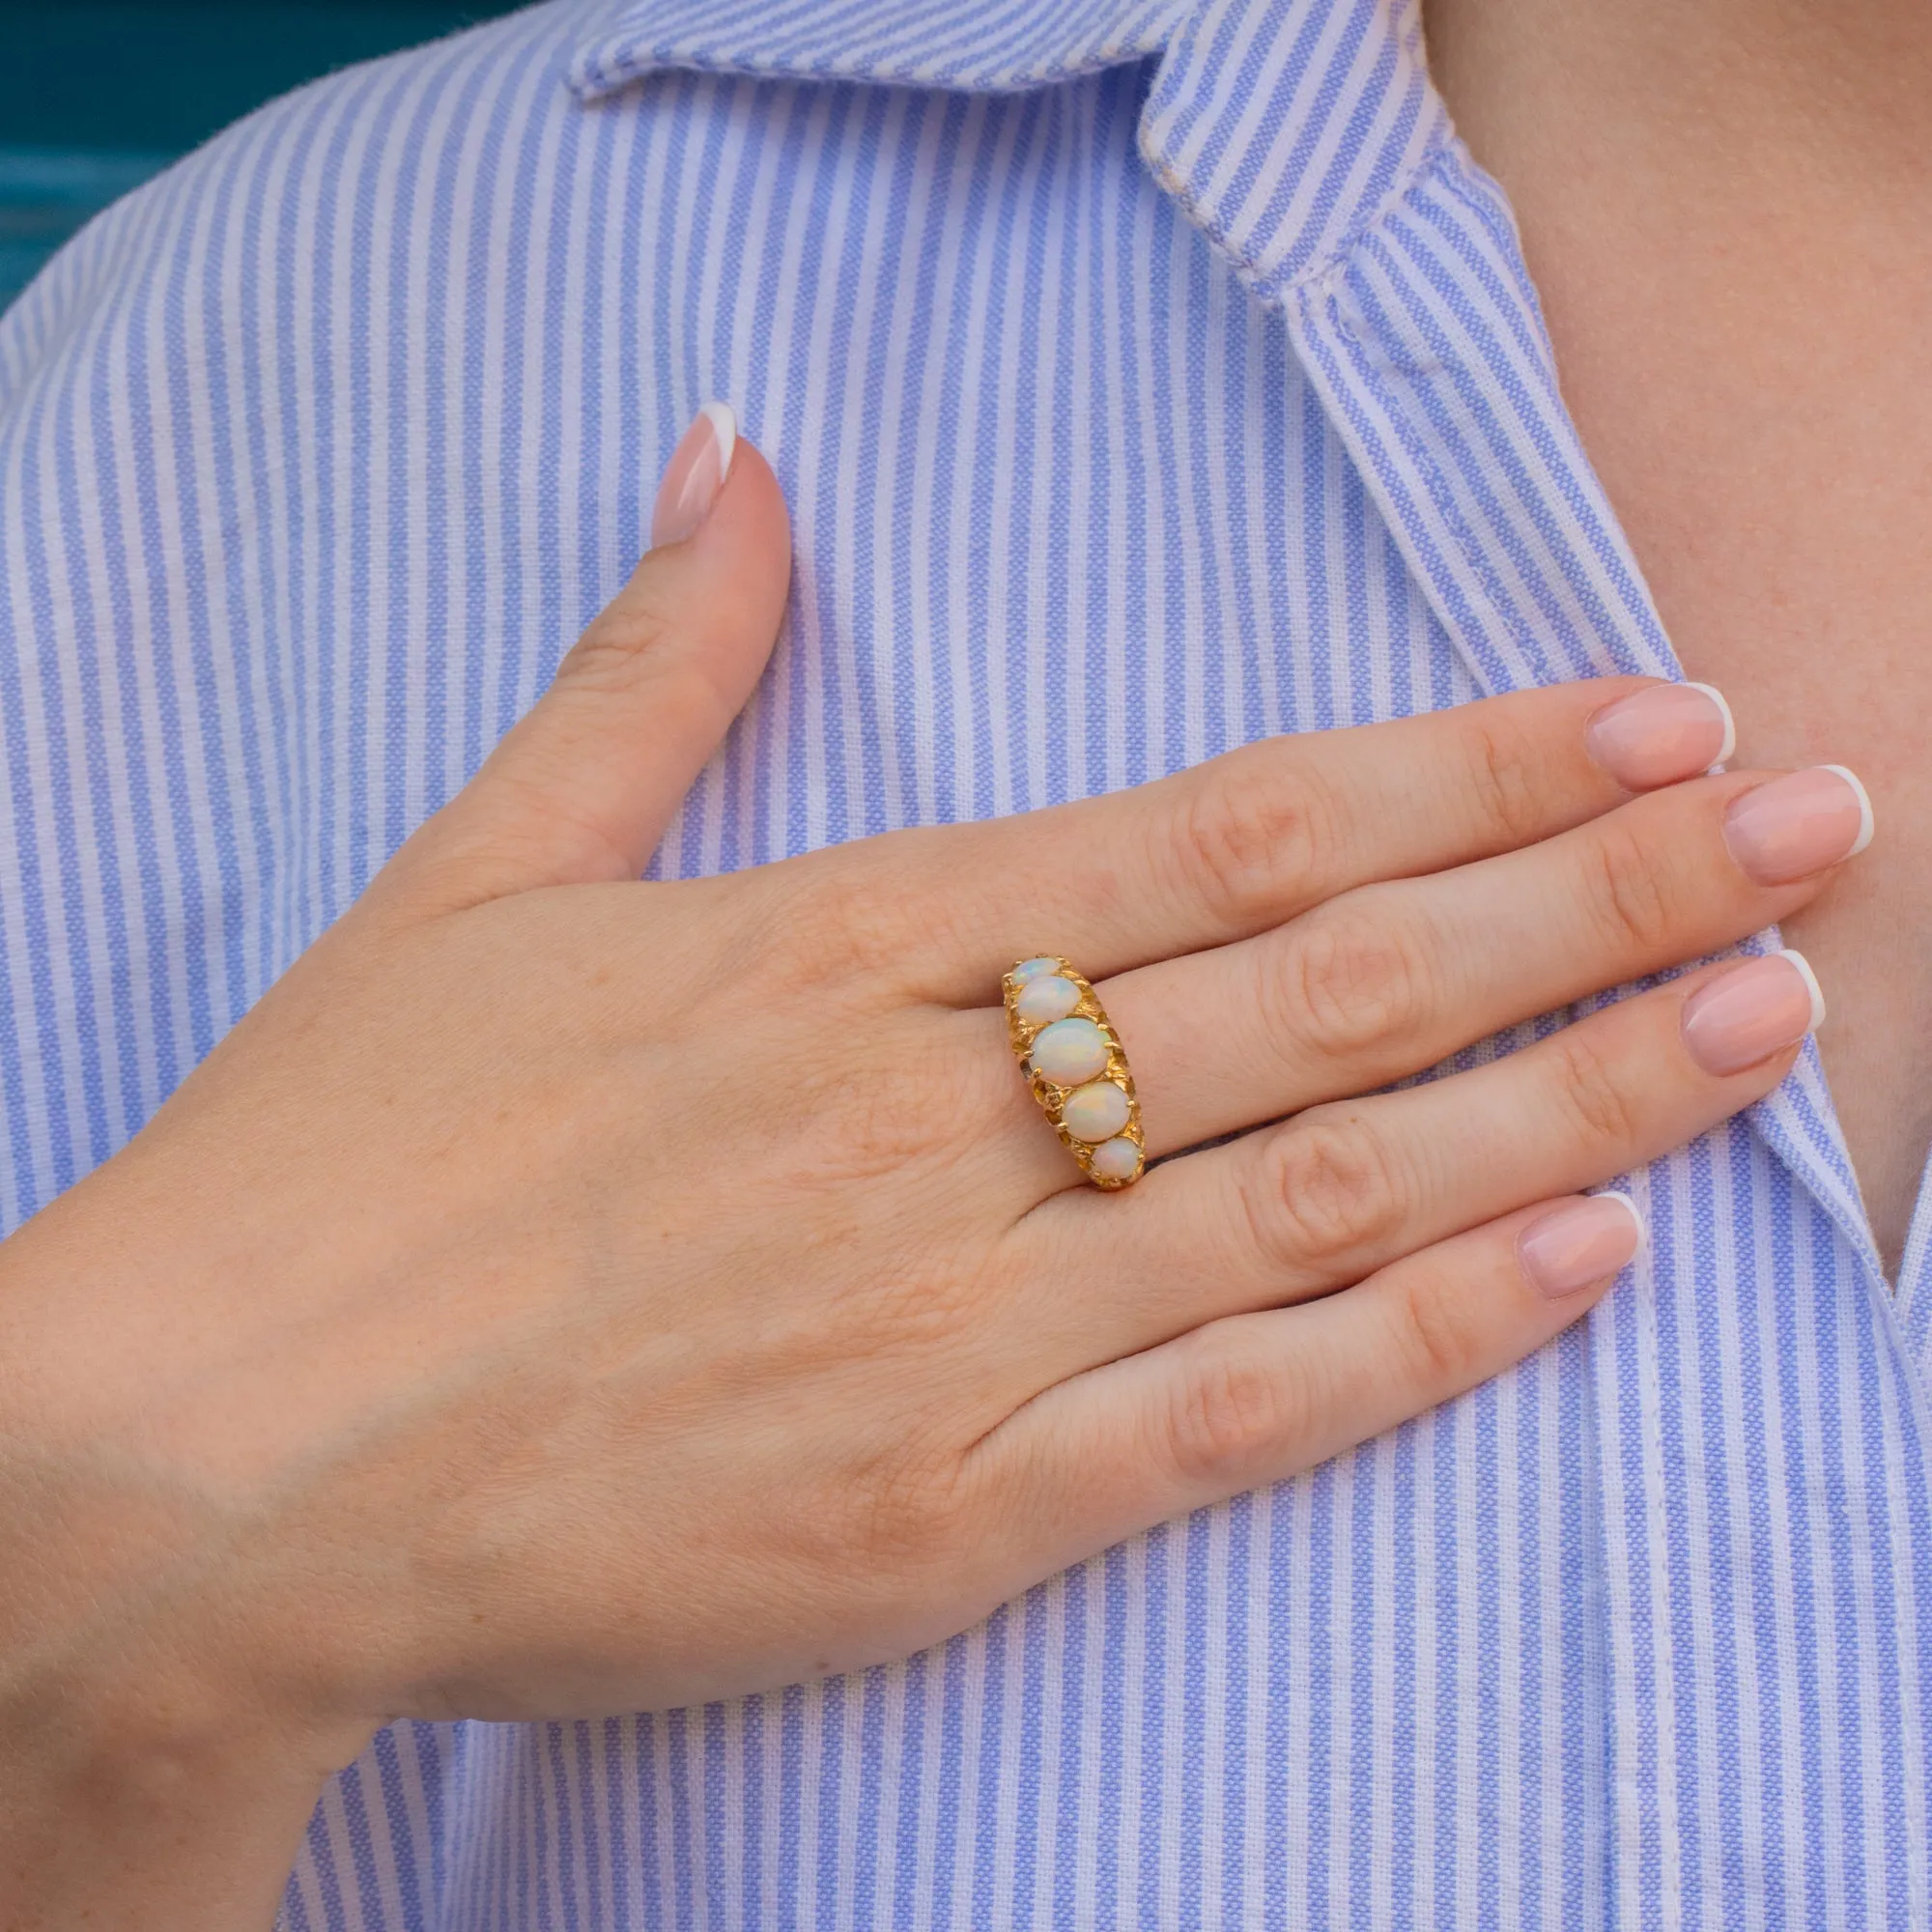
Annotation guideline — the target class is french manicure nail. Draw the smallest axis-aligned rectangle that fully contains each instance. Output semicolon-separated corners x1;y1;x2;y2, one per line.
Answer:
1680;951;1825;1076
1518;1191;1645;1298
1585;681;1736;789
1721;765;1874;884
650;402;738;549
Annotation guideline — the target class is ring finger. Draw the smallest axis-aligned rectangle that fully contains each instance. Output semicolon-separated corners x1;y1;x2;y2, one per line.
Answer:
1013;947;1822;1360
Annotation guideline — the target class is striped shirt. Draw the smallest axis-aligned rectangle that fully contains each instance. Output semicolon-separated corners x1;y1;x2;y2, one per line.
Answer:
3;0;1929;1924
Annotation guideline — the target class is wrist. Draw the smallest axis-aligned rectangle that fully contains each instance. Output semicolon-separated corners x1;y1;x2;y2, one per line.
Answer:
0;1206;379;1928
0;1651;371;1931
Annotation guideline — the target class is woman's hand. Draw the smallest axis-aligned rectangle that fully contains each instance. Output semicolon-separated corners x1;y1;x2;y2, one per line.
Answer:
0;414;1870;1925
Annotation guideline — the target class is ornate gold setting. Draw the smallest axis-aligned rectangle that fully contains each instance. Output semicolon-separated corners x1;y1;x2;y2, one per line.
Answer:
1003;957;1146;1189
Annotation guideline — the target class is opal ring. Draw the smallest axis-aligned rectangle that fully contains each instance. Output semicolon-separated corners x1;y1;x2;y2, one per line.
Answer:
1004;956;1146;1188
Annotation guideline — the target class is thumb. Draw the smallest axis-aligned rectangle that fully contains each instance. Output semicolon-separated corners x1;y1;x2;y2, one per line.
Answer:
376;404;791;914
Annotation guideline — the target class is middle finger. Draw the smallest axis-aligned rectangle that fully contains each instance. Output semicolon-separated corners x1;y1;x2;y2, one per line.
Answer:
1099;762;1869;1158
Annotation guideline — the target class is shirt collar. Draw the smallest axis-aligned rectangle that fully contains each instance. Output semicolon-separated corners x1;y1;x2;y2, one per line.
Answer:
1139;0;1448;296
569;0;1450;293
567;0;1181;99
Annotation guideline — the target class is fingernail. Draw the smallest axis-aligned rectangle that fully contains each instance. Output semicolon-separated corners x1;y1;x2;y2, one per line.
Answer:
1518;1191;1645;1298
1721;765;1874;884
1585;681;1736;789
1680;951;1825;1076
650;402;738;549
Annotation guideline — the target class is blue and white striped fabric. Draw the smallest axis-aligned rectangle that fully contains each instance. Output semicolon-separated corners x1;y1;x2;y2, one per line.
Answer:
4;0;1930;1924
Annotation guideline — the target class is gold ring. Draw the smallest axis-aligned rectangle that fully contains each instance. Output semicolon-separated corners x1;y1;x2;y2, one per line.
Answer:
1004;956;1145;1188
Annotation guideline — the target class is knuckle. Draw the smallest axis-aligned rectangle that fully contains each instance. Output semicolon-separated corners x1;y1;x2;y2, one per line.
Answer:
1463;716;1549;847
761;830;990;996
554;588;680;697
822;1210;1014;1354
1548;1024;1646;1149
783;1050;981;1191
1276;896;1434;1061
1386;1263;1485;1393
755;858;909;989
1246;1111;1406;1273
1582;822;1676;954
823;1078;925;1183
1167;756;1333;929
1162;1329;1305;1489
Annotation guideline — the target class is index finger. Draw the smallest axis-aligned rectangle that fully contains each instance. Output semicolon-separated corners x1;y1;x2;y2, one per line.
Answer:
796;676;1735;1002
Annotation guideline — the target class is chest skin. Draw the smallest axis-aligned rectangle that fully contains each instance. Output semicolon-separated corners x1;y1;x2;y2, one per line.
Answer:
1428;1;1932;1274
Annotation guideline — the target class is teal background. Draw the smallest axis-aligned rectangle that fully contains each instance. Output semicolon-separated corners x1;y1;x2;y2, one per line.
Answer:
1;1;526;307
